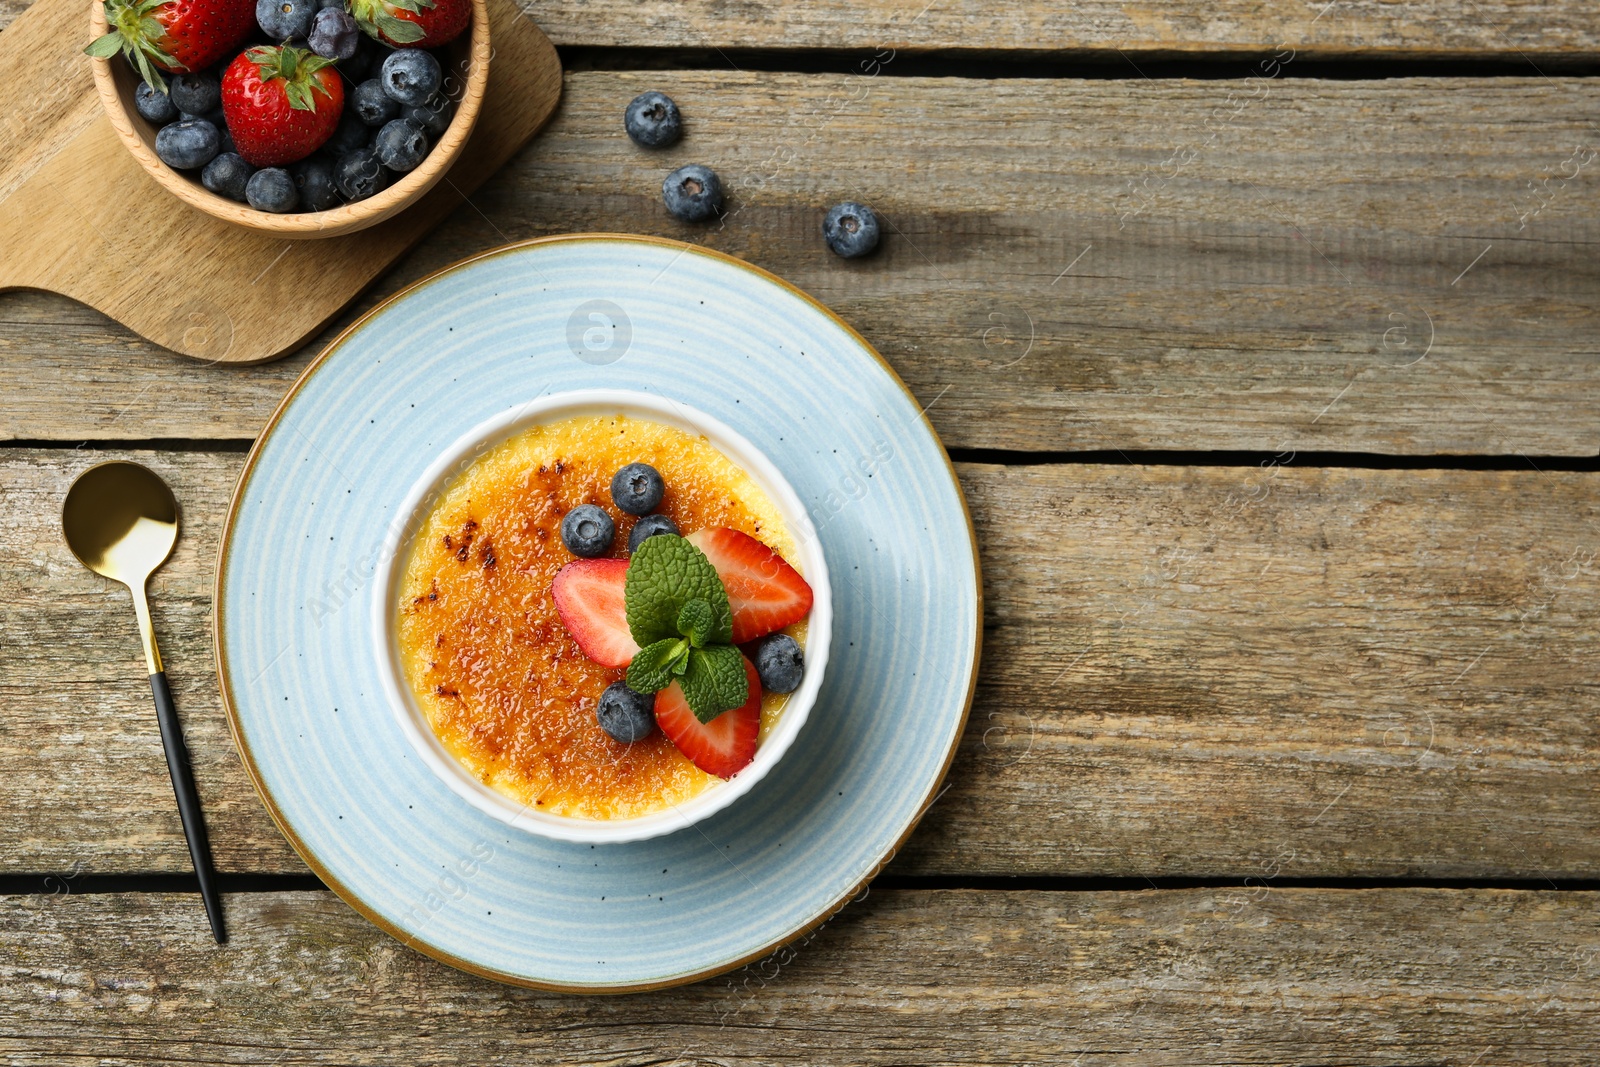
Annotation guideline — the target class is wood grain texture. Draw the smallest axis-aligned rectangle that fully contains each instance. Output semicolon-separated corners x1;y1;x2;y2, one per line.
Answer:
4;450;1596;879
2;888;1599;1063
8;0;1600;56
4;72;1598;453
0;0;560;361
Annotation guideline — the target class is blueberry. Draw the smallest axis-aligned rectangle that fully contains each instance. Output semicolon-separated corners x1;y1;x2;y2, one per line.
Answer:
293;155;341;211
179;107;226;132
754;633;804;694
374;118;427;171
201;152;254;201
624;90;681;148
134;81;178;125
327;110;370;155
661;163;723;222
610;463;665;515
380;48;441;106
154;119;220;170
317;0;342;8
823;201;880;259
245;167;299;212
595;681;656;743
168;72;220;116
217;123;236;154
560;504;615;558
333;147;390;200
402;94;453;136
626;513;679;554
339;34;388;82
351;78;399;126
257;0;317;40
308;7;359;59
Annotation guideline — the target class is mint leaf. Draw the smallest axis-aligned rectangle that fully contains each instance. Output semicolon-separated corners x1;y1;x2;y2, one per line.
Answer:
677;597;717;647
680;646;749;723
624;534;732;646
627;637;688;694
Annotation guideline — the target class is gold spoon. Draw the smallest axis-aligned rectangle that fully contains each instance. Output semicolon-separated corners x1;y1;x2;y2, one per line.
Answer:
62;461;225;943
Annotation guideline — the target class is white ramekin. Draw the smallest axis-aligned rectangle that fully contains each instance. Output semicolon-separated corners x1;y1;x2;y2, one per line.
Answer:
371;389;832;843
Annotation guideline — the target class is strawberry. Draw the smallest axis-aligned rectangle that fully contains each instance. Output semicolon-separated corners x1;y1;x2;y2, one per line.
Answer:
685;527;814;644
551;558;639;668
349;0;470;47
221;45;344;168
85;0;255;93
655;656;761;779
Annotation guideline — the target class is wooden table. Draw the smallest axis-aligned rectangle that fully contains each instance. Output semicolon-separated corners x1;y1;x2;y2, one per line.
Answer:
4;1;1599;1062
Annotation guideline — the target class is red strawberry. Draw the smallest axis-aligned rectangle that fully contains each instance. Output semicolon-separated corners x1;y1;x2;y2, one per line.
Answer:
655;656;761;779
86;0;256;92
686;527;814;644
349;0;470;47
551;558;639;668
221;45;344;167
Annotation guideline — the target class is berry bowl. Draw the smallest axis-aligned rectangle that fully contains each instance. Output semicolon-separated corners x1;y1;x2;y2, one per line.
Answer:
87;0;490;238
370;389;833;844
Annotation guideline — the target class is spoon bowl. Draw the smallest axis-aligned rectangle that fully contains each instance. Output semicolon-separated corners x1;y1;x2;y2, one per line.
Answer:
63;461;178;594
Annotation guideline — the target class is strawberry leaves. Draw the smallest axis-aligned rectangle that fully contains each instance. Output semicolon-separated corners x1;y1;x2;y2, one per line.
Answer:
246;44;337;112
83;31;127;57
371;11;427;44
86;0;181;93
349;0;436;45
623;536;748;722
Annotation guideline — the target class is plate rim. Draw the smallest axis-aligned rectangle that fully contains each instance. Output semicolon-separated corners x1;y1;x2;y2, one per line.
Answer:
212;232;984;993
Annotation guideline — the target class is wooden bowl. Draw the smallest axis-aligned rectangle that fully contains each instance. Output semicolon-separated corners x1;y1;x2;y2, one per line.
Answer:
88;0;490;238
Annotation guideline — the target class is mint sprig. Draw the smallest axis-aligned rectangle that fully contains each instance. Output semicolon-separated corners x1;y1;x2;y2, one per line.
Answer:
623;535;747;722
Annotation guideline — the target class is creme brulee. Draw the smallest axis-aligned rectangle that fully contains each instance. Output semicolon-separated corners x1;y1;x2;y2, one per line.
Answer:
396;414;805;820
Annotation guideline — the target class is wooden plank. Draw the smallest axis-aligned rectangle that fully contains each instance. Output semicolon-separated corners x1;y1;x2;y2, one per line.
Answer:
5;449;1597;878
4;72;1599;454
2;888;1598;1062
8;0;1600;56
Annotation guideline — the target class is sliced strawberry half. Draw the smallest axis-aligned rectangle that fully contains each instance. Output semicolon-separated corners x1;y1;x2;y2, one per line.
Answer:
686;527;814;643
655;656;761;779
551;558;638;668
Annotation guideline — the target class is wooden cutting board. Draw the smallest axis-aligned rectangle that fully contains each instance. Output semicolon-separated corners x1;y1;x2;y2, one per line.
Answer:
0;0;561;364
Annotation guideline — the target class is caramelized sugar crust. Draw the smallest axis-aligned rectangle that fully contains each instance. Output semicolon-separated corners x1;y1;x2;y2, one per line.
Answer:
397;414;802;820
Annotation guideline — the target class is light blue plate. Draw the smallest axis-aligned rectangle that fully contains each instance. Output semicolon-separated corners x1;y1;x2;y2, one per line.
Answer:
216;235;981;991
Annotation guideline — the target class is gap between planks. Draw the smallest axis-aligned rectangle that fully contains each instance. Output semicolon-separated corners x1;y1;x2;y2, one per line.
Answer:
11;0;1600;60
5;873;1600;895
3;441;1598;472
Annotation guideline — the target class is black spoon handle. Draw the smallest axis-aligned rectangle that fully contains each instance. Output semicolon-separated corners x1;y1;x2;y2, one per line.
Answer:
150;671;227;944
